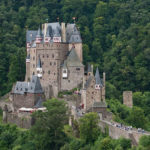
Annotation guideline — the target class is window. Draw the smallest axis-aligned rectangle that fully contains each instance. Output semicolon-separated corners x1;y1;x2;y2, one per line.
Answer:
33;72;35;75
76;68;80;71
48;70;50;74
68;80;70;83
52;54;54;58
33;64;35;68
42;62;44;65
43;71;45;74
43;54;44;58
50;62;52;65
33;56;35;60
54;62;56;65
47;54;49;58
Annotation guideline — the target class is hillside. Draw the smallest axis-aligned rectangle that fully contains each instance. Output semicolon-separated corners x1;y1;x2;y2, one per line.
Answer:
0;0;150;97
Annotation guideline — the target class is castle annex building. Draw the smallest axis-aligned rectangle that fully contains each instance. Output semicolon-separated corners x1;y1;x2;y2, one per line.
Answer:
26;22;84;98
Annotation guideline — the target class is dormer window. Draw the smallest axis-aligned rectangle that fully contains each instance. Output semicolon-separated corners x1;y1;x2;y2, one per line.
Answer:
62;69;67;78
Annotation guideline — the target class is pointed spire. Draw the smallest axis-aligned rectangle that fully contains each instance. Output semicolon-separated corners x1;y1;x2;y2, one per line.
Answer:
95;67;103;86
36;27;42;38
37;57;42;68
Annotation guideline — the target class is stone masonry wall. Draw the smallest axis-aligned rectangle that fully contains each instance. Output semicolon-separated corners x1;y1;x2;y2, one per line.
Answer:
61;66;84;91
12;93;43;110
123;91;133;108
84;77;101;111
6;112;33;129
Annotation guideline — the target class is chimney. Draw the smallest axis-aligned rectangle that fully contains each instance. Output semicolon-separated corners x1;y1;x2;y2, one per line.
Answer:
61;23;66;42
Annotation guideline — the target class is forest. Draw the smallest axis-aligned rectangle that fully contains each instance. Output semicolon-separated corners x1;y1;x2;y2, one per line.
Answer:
0;98;149;150
0;0;150;97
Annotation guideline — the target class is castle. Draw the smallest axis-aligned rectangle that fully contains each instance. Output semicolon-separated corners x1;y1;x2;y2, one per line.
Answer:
26;22;84;98
2;22;106;128
25;21;106;112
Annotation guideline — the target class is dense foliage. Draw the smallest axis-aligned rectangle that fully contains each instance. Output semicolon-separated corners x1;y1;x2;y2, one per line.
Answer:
0;0;150;97
0;100;149;150
106;91;150;131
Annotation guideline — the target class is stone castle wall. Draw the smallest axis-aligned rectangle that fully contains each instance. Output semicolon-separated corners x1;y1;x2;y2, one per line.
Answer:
61;66;84;91
12;93;44;110
123;91;133;108
6;112;33;129
99;120;148;146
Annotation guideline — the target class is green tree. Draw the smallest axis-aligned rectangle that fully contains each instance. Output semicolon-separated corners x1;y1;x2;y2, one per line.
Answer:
79;112;100;144
30;98;68;150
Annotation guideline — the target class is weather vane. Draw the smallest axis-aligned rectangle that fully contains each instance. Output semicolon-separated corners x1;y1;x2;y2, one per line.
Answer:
72;17;76;23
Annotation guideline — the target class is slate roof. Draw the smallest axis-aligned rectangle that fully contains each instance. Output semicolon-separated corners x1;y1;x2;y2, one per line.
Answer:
84;76;93;89
36;27;42;38
65;48;83;67
26;30;37;43
95;67;103;86
34;98;43;108
88;64;92;73
46;22;61;37
13;76;43;94
66;24;82;43
93;101;107;108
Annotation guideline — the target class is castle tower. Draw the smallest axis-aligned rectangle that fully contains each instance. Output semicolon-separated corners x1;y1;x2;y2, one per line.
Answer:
123;91;133;108
67;24;83;62
61;23;66;42
87;64;93;76
35;27;42;44
44;26;51;43
25;54;30;82
95;67;103;101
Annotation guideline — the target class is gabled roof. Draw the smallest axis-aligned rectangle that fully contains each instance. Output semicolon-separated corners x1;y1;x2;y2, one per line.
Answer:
26;30;37;43
95;67;103;86
13;76;43;94
65;48;83;67
66;24;82;43
46;22;61;37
